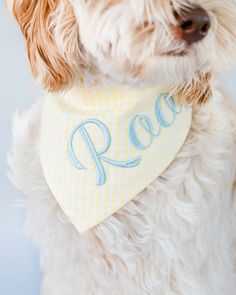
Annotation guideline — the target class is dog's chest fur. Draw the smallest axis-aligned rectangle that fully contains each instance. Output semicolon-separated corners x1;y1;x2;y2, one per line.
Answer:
9;87;236;295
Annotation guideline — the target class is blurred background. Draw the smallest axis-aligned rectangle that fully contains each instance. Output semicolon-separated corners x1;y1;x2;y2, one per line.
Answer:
0;2;41;295
0;1;236;295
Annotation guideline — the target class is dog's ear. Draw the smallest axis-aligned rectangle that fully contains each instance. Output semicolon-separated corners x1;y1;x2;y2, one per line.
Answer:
9;0;83;92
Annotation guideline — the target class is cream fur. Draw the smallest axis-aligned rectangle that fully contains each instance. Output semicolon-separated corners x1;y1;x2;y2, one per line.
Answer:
8;84;236;295
7;0;236;294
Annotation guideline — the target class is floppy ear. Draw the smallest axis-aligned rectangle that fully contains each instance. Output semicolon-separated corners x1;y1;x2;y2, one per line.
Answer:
9;0;82;92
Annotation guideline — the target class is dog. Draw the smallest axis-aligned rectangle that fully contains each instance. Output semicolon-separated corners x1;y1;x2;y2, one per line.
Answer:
7;0;236;294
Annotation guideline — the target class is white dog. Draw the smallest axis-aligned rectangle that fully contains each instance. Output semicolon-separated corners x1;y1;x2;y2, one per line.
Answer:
7;0;236;294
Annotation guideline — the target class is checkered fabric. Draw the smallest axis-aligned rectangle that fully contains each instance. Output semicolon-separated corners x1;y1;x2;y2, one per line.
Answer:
40;86;192;234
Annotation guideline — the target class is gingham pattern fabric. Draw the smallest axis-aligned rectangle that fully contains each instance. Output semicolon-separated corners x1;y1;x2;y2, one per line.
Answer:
40;86;192;234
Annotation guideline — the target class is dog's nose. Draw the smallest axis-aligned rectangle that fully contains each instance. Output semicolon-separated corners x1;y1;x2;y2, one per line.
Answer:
175;7;211;44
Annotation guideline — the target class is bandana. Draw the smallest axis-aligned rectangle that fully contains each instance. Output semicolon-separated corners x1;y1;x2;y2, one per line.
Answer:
40;86;192;234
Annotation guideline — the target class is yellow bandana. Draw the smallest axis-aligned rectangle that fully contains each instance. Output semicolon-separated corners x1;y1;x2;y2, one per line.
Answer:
40;86;192;234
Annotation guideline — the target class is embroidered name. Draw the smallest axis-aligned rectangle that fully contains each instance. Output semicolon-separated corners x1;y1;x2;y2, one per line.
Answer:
68;93;182;185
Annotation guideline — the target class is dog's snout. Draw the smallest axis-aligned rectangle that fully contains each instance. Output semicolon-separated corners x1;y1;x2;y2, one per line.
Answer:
175;7;211;44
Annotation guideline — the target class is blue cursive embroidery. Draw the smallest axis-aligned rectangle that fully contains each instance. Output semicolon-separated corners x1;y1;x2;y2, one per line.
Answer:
129;115;161;150
129;93;182;150
68;93;182;185
68;119;141;186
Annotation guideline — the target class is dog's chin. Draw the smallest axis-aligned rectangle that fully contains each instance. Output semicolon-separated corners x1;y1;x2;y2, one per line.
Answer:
93;40;215;104
98;68;213;107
